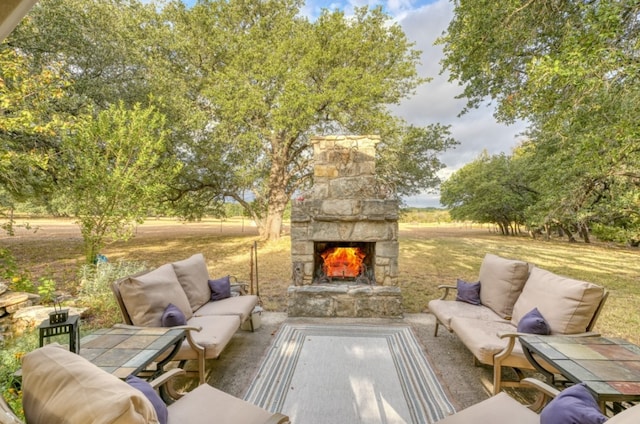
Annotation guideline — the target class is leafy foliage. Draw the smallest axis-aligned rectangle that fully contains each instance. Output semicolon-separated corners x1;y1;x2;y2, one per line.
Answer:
77;260;147;327
160;0;455;239
438;0;640;242
5;0;457;242
56;102;181;263
440;151;536;234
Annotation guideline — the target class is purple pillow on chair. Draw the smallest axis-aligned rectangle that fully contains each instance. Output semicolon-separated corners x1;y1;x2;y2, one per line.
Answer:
540;383;607;424
208;275;231;301
517;307;551;335
161;303;187;327
125;375;168;424
455;279;481;305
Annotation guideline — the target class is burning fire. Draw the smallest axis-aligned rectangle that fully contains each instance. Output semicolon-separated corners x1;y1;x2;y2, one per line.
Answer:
321;247;365;278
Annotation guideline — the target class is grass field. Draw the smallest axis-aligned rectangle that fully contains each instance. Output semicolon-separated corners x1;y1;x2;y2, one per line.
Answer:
3;218;639;343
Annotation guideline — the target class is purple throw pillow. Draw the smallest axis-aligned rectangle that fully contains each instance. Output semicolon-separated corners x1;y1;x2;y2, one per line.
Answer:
161;303;187;327
517;307;551;335
209;275;231;301
455;279;481;305
540;383;607;424
125;375;168;424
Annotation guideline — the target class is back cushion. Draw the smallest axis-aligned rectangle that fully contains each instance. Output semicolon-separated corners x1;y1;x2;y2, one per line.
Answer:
119;264;193;327
478;253;530;319
512;267;605;334
172;253;211;312
22;345;159;424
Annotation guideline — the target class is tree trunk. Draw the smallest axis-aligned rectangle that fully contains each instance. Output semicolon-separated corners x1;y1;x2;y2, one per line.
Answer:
263;205;285;241
262;136;291;241
578;223;591;243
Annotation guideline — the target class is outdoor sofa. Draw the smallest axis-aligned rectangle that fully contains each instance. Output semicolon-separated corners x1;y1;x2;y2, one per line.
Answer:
112;253;259;384
1;344;289;424
428;253;608;394
437;376;638;423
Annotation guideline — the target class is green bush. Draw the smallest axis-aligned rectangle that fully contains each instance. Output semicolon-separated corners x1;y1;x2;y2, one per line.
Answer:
0;331;38;419
77;260;147;327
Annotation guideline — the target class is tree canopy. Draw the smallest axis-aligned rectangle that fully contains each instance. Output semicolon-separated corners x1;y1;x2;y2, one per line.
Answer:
3;0;457;242
58;102;180;263
438;0;640;244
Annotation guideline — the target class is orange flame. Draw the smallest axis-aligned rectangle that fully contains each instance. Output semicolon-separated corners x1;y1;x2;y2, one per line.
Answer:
321;247;366;278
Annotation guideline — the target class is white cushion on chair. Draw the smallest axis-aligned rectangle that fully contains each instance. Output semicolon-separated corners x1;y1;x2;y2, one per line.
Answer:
436;392;539;424
22;345;158;424
119;264;193;327
172;254;211;312
478;254;530;319
512;267;604;334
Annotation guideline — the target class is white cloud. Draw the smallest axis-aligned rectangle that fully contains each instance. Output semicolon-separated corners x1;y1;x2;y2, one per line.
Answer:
387;0;527;207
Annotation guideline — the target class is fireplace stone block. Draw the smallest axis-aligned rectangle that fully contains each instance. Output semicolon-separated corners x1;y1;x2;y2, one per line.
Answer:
287;285;403;318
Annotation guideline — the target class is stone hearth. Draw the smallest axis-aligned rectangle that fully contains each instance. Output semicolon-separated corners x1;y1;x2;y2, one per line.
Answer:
288;135;402;318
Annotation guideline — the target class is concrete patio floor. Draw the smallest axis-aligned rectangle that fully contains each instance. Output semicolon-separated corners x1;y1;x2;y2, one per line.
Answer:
181;312;539;414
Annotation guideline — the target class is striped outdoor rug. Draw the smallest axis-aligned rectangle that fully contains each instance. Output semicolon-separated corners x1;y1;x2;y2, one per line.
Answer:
244;323;455;423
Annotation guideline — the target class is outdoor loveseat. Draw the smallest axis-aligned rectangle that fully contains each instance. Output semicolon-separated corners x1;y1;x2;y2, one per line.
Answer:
428;253;608;394
111;253;259;384
1;344;289;424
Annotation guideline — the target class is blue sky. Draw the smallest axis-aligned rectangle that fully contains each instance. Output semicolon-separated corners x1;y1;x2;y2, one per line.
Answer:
181;0;526;207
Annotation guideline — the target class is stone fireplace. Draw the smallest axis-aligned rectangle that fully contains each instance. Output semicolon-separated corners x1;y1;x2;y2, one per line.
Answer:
288;135;402;318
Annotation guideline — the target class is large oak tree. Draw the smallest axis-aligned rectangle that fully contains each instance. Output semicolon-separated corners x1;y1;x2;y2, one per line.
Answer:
163;0;456;240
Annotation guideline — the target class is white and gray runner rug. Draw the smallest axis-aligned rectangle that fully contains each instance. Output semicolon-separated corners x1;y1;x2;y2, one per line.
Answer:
244;323;455;423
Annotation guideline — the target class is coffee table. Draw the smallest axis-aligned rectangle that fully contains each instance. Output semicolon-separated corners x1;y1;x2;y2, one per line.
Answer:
520;334;640;411
79;325;185;380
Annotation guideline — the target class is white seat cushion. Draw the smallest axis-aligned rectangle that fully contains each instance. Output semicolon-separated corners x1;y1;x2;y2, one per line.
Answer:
512;267;605;334
428;299;507;331
194;295;259;322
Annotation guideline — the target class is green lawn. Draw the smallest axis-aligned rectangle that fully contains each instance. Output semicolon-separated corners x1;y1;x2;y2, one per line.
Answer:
5;219;640;343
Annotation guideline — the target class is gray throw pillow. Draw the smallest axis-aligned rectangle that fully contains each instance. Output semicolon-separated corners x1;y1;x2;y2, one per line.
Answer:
540;383;606;424
455;279;481;305
125;375;168;424
517;307;550;335
209;275;232;301
161;303;187;327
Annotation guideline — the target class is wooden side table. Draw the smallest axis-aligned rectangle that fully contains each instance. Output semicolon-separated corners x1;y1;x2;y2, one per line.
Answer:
38;315;81;353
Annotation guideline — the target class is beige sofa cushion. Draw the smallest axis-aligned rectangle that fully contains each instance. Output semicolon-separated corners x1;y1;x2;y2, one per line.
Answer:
22;345;159;424
450;317;532;369
427;299;508;331
608;402;640;424
167;380;280;424
171;315;241;360
194;295;259;322
512;267;605;334
172;253;211;312
435;392;539;424
120;264;193;327
478;253;530;319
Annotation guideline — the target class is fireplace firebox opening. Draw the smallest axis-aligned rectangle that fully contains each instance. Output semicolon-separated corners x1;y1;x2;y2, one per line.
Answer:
313;242;375;285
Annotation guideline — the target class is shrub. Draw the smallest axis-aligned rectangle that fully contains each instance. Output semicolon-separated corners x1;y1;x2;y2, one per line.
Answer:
77;260;147;327
0;331;38;420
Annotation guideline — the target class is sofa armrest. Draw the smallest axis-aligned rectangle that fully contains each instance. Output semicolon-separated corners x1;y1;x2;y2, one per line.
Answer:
521;377;560;412
112;323;205;357
495;331;521;363
231;283;249;295
229;276;250;295
437;285;458;300
149;368;186;400
112;323;202;333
